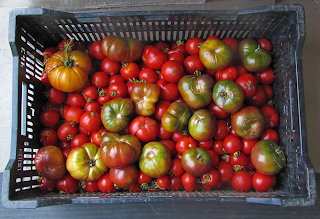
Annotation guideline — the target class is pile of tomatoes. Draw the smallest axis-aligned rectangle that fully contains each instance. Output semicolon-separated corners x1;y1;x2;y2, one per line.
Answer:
35;35;286;195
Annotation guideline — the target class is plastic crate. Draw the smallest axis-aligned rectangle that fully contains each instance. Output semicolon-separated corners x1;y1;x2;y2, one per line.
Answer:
1;4;316;208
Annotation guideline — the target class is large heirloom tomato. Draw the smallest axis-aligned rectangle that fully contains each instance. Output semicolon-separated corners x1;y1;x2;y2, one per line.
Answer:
181;147;212;176
199;38;233;71
131;82;160;116
45;50;91;93
101;36;143;62
66;143;107;181
251;140;286;175
35;145;66;180
178;73;214;109
139;142;171;178
238;39;272;72
161;102;192;133
100;98;134;132
100;132;141;168
231;106;265;139
212;79;244;113
188;109;217;142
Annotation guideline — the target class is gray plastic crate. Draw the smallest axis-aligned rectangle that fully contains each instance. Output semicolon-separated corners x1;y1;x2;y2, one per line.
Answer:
1;4;316;208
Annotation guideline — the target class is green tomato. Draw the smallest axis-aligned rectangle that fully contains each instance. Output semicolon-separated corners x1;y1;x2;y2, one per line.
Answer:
188;109;216;142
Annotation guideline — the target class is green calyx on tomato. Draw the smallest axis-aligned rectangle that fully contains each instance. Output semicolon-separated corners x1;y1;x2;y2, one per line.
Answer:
139;141;171;178
178;73;214;109
199;38;233;71
100;98;134;132
212;79;244;113
100;132;141;168
231;106;265;139
131;82;160;116
251;140;286;175
161;102;192;133
238;39;272;72
66;143;107;181
188;109;217;142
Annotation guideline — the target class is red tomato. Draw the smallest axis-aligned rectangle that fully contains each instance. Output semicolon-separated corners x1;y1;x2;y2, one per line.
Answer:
120;61;140;81
170;158;184;176
229;152;248;170
246;85;267;107
101;57;121;75
206;35;219;40
79;111;101;133
84;101;101;113
213;139;225;155
260;128;279;143
231;170;252;192
58;39;76;51
39;176;56;192
68;93;87;108
236;65;248;75
185;36;204;55
127;182;142;192
142;45;168;69
217;161;234;182
206;68;217;76
82;86;98;102
235;73;259;99
262;84;274;100
90;41;106;60
97;172;115;193
91;71;109;88
108;82;127;99
137;170;152;185
176;136;197;155
181;172;197;191
207;150;219;167
156;175;171;190
156;79;179;101
60;141;72;150
183;54;205;74
199;168;220;191
209;101;230;119
70;134;89;148
252;172;276;192
261;104;279;129
90;127;108;146
255;68;275;85
48;87;66;106
214;120;229;140
155;41;170;53
108;74;126;85
223;135;242;154
139;68;159;83
40;128;58;146
241;139;258;154
56;174;79;194
109;164;138;188
222;37;238;54
40;109;60;128
97;87;112;105
167;175;183;191
172;130;189;143
198;139;214;150
130;116;159;142
43;47;57;63
154;99;172;121
171;40;188;57
160;139;177;157
57;122;78;142
160;60;184;83
158;123;172;140
62;148;71;161
258;38;272;52
167;50;185;64
82;181;99;193
215;66;239;81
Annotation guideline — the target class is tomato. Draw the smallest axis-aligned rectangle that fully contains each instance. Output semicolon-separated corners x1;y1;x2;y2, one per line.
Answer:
160;139;176;157
62;148;71;161
80;111;102;133
139;141;171;178
84;101;101;113
208;101;230;119
261;104;279;129
35;145;66;180
238;39;272;72
262;84;274;100
64;106;84;124
246;85;267;107
97;172;115;193
199;168;220;191
43;47;57;63
40;128;58;146
102;35;143;62
241;139;258;154
183;54;205;74
101;57;121;76
217;161;234;182
181;147;212;176
39;176;56;192
57;122;78;142
166;175;182;191
178;73;214;109
155;41;170;53
212;79;244;113
79;125;91;136
252;172;276;192
198;139;214;150
215;66;238;81
160;60;184;83
186;36;204;55
176;136;197;155
45;50;91;93
236;65;248;75
156;175;171;190
161;102;192;133
213;119;229;140
231;106;265;139
97;87;112;105
56;174;78;194
101;98;134;132
170;158;184;176
235;73;259;99
172;130;189;143
258;38;272;52
223;135;242;154
48;87;66;106
81;181;99;193
120;61;140;81
139;68;159;83
167;49;185;64
109;164;138;188
206;35;219;40
251;140;286;175
131;82;160;116
188;109;217;141
91;71;109;88
260;128;279;143
137;170;153;185
40;109;60;128
255;68;275;85
109;74;126;85
82;86;98;102
60;141;72;150
156;79;179;101
222;37;238;54
171;40;188;57
207;150;219;167
213;139;225;155
229;152;248;171
199;38;233;71
58;39;76;51
154;100;172;121
142;45;167;69
158;123;172;140
181;172;198;191
66;143;107;181
70;134;89;148
91;127;108;146
40;70;51;86
68;92;87;108
231;170;252;192
109;82;127;99
130;116;158;142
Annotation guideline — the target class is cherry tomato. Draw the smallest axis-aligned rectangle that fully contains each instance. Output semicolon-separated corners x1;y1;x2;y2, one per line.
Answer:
97;87;112;105
258;38;272;52
154;100;172;121
57;122;78;142
155;41;170;53
235;73;259;99
213;139;225;155
108;82;128;99
39;176;56;192
142;45;168;69
71;134;89;148
183;54;205;74
260;128;279;143
97;172;115;193
223;135;242;154
170;158;185;176
176;136;197;155
206;35;219;40
160;139;177;157
91;71;109;88
82;86;98;102
207;150;219;167
185;36;204;55
167;175;183;191
262;84;274;100
222;37;238;54
261;104;279;129
246;85;267;107
90;127;107;146
181;172;197;192
84;101;101;113
229;152;248;171
231;170;252;192
236;65;248;75
108;74;126;85
158;123;172;140
167;49;185;64
81;181;99;193
215;66;239;81
120;61;140;81
90;41;106;60
241;139;258;154
58;39;76;51
68;93;87;108
40;109;60;128
160;60;184;83
48;87;66;106
139;68;159;83
199;168;220;191
156;79;179;101
198;139;214;150
40;128;57;146
252;172;276;192
171;40;188;57
255;68;275;85
217;161;234;182
137;170;153;185
214;120;229;140
156;175;171;190
79;111;101;133
209;101;230;119
64;107;84;124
